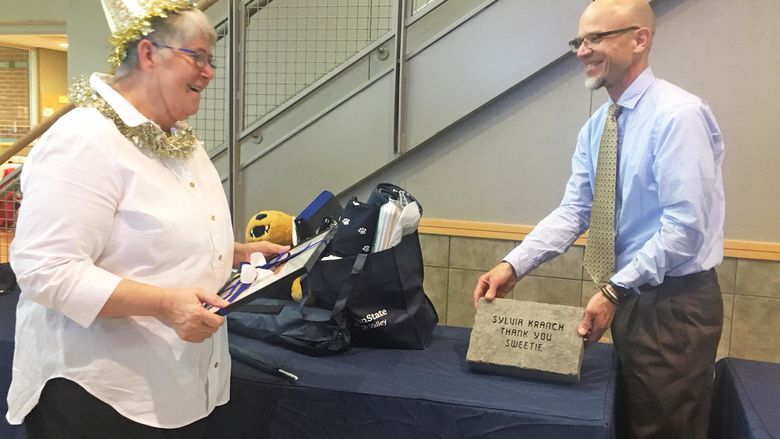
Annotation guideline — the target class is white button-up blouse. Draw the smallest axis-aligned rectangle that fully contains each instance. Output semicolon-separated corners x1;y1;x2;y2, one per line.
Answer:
6;73;234;428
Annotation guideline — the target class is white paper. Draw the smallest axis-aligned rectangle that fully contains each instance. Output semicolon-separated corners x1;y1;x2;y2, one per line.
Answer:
386;201;421;249
371;199;401;252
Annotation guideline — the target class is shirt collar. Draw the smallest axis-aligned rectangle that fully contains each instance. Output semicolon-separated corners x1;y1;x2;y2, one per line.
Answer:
89;72;151;128
90;72;189;133
612;67;655;110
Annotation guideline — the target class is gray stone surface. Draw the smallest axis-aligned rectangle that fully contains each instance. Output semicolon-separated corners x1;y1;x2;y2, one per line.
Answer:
467;298;585;383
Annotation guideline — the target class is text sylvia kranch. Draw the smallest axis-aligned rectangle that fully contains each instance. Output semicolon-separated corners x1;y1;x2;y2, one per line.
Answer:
492;315;566;352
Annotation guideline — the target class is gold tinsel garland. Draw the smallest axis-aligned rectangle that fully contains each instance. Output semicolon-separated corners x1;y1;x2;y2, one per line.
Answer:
107;0;194;69
69;78;198;159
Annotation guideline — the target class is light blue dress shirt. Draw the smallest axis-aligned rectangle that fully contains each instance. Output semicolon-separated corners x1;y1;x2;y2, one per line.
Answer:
504;68;725;290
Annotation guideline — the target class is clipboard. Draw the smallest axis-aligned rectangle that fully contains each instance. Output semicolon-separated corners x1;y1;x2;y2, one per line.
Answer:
209;224;336;315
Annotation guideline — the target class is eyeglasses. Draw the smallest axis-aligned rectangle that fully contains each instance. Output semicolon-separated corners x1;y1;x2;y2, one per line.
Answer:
568;26;640;53
152;41;217;70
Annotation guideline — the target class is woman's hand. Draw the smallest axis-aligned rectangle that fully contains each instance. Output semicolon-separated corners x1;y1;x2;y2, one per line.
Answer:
100;279;229;343
158;288;229;343
233;241;291;267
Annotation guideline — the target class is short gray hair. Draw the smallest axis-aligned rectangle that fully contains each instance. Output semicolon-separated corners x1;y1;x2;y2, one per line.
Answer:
115;8;217;78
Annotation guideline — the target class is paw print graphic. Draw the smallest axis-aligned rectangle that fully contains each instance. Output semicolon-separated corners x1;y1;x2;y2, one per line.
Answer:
358;227;367;235
341;218;351;226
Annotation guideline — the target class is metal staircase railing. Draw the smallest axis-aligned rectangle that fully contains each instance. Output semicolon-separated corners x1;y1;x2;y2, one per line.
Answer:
0;167;22;263
190;0;403;156
1;0;488;245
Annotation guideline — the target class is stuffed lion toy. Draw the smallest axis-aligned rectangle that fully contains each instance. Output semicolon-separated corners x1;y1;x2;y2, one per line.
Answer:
245;210;305;302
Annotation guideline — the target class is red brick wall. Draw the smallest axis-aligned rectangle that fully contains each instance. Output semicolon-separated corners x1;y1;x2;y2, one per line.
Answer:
0;46;31;141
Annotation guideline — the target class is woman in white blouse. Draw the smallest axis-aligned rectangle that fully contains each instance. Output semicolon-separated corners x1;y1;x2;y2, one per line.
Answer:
6;5;286;438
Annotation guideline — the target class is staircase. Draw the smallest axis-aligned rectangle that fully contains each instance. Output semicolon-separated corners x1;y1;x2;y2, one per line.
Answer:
0;0;587;249
188;0;586;229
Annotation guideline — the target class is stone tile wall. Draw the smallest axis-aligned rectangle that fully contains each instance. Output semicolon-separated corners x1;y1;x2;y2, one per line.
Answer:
420;234;780;364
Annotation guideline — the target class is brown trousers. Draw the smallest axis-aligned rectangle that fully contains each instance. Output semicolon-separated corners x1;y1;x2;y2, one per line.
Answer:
611;269;723;439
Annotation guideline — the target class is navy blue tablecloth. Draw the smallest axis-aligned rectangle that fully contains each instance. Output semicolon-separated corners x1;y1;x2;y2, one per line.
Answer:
710;357;780;439
2;286;616;439
211;326;617;439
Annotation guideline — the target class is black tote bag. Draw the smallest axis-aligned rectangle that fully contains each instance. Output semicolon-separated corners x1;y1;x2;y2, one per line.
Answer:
305;231;438;349
228;297;351;356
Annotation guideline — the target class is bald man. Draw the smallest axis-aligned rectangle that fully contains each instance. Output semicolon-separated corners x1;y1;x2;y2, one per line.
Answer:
473;1;724;438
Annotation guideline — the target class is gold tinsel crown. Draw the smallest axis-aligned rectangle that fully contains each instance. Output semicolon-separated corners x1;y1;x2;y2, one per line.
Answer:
101;0;195;69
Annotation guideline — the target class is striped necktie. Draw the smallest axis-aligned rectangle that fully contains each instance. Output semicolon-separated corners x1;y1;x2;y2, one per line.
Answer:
584;104;622;284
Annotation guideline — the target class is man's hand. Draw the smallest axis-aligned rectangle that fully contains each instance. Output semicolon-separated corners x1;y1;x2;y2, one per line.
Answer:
577;290;616;347
159;288;229;343
473;261;518;308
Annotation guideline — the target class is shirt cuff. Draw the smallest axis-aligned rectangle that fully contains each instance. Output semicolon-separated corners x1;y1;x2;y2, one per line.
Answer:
502;247;536;279
611;261;645;291
61;267;123;328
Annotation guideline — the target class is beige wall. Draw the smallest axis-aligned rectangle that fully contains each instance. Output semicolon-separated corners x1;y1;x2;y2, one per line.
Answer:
420;233;780;364
64;0;111;77
36;48;68;121
351;0;780;243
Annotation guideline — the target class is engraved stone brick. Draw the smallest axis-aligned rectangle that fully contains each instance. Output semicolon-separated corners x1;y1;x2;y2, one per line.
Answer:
467;298;584;383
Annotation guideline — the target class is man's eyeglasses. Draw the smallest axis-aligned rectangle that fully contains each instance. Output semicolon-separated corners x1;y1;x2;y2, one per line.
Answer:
152;41;217;70
568;26;640;53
